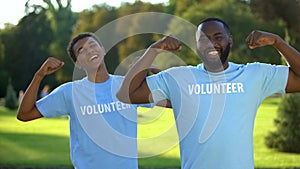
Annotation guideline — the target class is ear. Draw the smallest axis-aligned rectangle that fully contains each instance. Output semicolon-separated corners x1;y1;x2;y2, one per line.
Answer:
101;46;106;55
229;35;233;48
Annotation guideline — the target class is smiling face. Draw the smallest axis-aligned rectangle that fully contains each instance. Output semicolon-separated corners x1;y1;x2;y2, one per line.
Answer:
196;20;232;72
73;36;106;72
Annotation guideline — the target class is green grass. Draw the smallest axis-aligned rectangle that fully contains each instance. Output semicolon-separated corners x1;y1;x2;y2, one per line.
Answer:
0;107;71;167
1;97;300;168
137;106;181;167
254;97;300;168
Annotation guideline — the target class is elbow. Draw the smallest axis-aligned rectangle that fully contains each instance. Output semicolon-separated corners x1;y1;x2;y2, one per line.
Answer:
16;109;24;121
116;90;132;104
16;110;34;122
16;113;29;122
16;104;42;122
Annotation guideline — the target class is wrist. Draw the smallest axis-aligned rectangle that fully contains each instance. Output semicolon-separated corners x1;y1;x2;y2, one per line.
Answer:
148;45;160;54
34;72;45;81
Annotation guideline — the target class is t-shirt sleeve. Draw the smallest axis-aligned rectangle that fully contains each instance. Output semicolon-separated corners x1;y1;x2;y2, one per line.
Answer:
259;63;289;98
36;84;69;118
146;72;170;103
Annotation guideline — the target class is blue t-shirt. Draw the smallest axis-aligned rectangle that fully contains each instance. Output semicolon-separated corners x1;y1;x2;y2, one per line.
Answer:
36;75;138;169
146;62;288;169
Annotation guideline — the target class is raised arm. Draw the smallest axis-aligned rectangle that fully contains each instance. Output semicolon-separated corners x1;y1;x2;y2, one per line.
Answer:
246;30;300;93
117;35;181;104
17;57;64;121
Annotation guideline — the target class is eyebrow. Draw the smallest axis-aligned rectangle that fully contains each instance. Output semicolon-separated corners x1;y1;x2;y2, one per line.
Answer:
213;32;224;36
199;32;224;39
76;40;96;54
76;46;83;54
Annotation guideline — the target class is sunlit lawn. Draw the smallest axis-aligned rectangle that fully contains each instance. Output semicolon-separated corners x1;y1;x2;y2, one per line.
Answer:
0;97;300;168
254;97;300;168
0;108;71;167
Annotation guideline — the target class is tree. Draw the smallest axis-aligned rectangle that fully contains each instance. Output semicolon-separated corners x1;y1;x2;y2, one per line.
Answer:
265;93;300;153
172;0;204;16
171;0;284;65
5;79;18;109
249;0;300;50
1;8;54;96
249;0;300;154
25;0;78;83
116;1;166;70
42;0;78;83
0;39;8;97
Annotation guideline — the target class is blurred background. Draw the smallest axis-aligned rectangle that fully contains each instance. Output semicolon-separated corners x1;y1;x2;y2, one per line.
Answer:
1;0;300;168
1;0;300;99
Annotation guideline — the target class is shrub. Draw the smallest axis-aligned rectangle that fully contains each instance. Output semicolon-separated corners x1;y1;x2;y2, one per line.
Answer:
5;81;18;109
265;93;300;153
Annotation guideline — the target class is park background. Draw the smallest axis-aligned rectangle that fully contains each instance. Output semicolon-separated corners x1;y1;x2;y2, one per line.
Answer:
1;0;300;168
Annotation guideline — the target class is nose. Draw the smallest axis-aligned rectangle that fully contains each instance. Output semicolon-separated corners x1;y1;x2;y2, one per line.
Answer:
86;47;93;55
210;38;220;47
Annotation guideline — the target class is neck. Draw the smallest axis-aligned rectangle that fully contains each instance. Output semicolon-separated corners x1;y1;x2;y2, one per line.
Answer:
87;64;109;83
204;62;229;73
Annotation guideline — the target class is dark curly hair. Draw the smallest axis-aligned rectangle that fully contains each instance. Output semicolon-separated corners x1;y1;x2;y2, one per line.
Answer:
198;17;231;35
67;32;103;62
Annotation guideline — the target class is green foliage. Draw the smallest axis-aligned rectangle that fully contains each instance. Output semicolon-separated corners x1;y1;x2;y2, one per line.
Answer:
0;0;300;99
116;1;166;70
0;71;8;97
180;0;284;65
265;93;300;153
0;41;4;62
4;80;18;109
249;0;300;52
1;9;55;95
43;0;78;83
73;4;118;33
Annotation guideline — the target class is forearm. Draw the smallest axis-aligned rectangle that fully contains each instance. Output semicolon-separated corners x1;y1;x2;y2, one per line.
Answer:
117;35;181;103
274;36;300;76
117;47;159;103
17;73;43;120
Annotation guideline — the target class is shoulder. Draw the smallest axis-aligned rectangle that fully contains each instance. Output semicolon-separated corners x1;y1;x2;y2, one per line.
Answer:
110;74;124;80
245;62;287;70
53;81;73;91
163;65;197;74
245;62;265;68
147;65;198;83
110;74;124;84
240;62;288;81
45;82;74;98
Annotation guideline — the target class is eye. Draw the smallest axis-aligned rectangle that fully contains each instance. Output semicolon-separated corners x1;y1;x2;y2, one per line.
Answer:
198;37;210;43
215;36;224;41
78;48;86;56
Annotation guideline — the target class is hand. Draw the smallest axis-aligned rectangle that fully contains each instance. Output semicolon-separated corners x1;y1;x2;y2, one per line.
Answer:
36;57;64;78
150;35;182;53
246;30;280;49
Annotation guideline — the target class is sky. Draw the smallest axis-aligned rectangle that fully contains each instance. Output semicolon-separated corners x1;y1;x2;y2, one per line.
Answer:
0;0;168;28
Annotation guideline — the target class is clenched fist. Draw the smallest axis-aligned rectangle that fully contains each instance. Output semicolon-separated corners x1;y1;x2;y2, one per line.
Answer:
150;35;182;53
246;30;280;49
36;57;64;78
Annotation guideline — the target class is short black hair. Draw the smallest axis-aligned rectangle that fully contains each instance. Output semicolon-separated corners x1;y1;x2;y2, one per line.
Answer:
198;17;231;35
67;32;103;62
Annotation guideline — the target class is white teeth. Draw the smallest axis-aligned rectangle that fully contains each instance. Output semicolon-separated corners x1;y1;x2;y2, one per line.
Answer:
89;55;98;61
208;51;218;55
